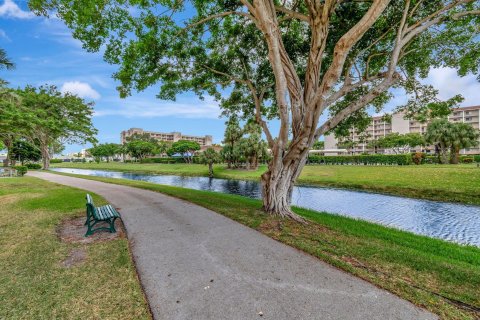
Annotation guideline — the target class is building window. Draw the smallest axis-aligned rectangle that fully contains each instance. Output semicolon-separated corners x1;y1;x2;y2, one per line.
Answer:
465;117;472;121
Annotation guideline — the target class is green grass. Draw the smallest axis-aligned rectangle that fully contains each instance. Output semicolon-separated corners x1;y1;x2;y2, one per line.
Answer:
52;162;480;205
49;171;480;320
0;177;150;319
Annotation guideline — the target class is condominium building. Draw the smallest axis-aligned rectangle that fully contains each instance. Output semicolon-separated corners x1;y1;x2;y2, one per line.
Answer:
324;105;480;155
121;128;213;146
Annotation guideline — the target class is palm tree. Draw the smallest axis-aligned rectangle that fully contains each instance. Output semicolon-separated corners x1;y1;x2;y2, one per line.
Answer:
0;48;14;70
425;119;452;164
449;123;479;164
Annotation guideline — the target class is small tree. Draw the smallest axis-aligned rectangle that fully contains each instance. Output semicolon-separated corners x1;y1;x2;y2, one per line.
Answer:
375;132;424;154
168;140;201;163
199;148;221;178
11;140;41;165
425;119;451;164
449;123;479;164
89;144;106;163
312;141;325;150
125;140;157;161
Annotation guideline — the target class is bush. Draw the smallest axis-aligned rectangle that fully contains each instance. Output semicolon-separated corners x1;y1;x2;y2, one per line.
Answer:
412;152;425;165
26;163;42;170
461;157;474;163
13;166;28;176
140;157;191;164
474;155;480;163
307;154;412;165
424;155;440;164
50;159;63;164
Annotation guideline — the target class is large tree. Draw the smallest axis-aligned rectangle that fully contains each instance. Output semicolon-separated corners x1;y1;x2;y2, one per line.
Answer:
19;86;97;169
168;140;201;163
31;0;480;220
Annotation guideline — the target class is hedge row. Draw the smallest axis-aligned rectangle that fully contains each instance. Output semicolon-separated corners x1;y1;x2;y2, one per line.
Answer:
139;157;202;164
307;154;412;165
308;154;479;165
423;155;477;164
26;163;42;169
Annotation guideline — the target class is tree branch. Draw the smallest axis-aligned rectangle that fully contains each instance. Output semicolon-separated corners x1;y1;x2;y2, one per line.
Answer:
274;5;310;23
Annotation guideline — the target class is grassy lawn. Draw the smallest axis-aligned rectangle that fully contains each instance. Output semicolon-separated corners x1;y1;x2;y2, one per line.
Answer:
0;177;150;319
52;162;480;205
49;171;480;320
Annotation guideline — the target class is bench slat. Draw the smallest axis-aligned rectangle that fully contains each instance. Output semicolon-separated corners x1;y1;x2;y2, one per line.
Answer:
105;205;120;218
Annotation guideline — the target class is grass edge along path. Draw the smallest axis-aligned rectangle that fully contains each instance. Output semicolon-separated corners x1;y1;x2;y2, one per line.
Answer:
51;162;480;206
48;171;480;320
0;176;151;319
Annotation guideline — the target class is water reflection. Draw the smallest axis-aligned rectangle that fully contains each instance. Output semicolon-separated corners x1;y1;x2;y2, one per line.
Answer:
50;168;480;247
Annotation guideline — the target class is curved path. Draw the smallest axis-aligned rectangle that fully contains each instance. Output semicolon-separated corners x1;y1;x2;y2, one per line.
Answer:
30;171;436;320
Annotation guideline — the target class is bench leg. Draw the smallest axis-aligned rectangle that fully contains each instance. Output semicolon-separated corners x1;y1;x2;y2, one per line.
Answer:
109;217;117;233
85;220;94;237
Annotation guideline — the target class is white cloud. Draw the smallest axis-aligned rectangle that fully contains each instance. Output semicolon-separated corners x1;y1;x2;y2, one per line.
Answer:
423;67;480;107
61;81;101;100
0;29;10;41
0;0;35;19
95;96;222;119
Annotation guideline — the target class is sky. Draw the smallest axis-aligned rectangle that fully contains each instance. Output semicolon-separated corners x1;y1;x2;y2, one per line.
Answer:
1;0;479;154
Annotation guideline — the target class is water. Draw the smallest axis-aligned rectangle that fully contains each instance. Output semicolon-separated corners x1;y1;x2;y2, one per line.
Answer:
50;167;480;247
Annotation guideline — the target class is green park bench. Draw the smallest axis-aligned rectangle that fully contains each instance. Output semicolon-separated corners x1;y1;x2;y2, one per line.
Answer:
85;194;121;237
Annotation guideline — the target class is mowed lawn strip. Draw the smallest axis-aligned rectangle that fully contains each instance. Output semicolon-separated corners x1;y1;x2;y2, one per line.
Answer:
0;177;150;319
49;171;480;320
51;162;480;205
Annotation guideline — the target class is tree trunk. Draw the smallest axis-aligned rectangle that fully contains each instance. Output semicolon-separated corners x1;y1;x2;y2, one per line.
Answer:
261;151;307;222
450;146;460;164
4;138;12;167
208;163;213;178
41;145;50;170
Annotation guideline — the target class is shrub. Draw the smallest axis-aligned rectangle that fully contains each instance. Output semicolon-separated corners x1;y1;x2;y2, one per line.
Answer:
50;159;63;164
461;157;474;163
307;154;412;165
474;155;480;163
26;163;42;170
424;156;440;164
412;152;425;165
140;157;191;164
13;166;28;176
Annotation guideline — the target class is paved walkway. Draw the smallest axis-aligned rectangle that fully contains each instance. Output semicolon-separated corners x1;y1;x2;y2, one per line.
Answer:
29;171;436;320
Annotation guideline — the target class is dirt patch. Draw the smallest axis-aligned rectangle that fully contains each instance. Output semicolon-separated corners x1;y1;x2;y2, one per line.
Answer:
61;247;87;268
0;193;41;205
57;216;125;244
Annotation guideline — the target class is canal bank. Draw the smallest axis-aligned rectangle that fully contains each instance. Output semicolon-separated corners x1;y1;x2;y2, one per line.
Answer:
51;167;480;247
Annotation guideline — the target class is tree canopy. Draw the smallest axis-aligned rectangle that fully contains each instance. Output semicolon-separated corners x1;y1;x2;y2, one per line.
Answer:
4;85;98;169
199;147;222;177
168;140;201;163
373;132;424;154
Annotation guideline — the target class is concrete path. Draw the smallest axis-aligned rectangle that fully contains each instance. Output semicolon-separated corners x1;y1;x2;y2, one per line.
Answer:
29;171;437;320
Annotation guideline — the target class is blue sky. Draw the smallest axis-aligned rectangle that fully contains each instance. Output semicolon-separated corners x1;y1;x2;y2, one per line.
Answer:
1;0;479;154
